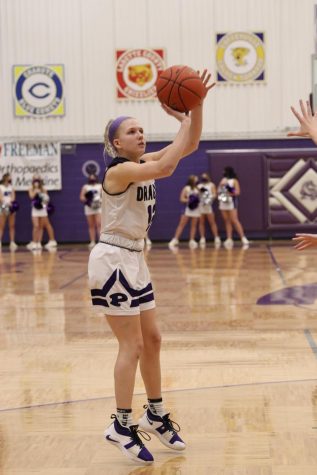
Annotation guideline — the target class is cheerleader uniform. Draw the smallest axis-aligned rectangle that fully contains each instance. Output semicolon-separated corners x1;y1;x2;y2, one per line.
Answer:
31;192;50;217
198;182;214;214
183;185;200;218
0;184;14;215
88;157;156;316
218;178;238;211
83;183;102;215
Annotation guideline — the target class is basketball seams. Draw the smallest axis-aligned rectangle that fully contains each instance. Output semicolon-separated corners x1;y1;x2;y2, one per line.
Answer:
176;84;188;112
178;84;202;100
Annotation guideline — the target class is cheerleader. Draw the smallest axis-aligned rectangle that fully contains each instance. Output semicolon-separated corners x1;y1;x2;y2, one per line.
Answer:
168;175;201;249
27;176;57;251
197;173;221;247
79;174;102;248
0;173;18;250
218;166;249;248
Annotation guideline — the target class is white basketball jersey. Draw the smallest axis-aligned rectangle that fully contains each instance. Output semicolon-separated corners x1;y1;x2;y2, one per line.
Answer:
100;158;156;241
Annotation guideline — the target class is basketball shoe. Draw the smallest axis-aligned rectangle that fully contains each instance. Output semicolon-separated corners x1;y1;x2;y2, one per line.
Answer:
138;407;186;451
104;415;154;465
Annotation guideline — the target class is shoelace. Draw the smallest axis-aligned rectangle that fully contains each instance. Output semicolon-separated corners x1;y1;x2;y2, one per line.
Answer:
142;405;181;433
129;424;151;448
110;414;151;447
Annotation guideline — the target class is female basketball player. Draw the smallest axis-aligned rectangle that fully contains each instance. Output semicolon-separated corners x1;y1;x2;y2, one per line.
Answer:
0;173;18;250
218;166;249;248
289;99;317;250
168;174;201;249
88;69;215;465
79;174;102;248
197;172;221;247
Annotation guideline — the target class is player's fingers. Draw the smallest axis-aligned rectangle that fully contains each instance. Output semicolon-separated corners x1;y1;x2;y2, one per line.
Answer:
290;106;303;122
300;99;307;118
306;100;313;117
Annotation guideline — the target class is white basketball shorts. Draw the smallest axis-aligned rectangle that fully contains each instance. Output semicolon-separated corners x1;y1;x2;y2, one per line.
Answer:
88;242;155;316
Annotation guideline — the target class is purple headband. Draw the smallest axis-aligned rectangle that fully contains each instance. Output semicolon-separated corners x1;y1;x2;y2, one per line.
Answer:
108;116;131;144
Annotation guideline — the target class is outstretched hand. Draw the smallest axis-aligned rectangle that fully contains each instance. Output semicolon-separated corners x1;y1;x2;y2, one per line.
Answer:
292;233;317;250
198;69;216;99
288;99;317;138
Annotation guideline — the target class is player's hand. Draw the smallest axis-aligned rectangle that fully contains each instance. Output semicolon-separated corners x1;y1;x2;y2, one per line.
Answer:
197;69;216;99
292;233;317;250
161;103;191;123
288;99;317;138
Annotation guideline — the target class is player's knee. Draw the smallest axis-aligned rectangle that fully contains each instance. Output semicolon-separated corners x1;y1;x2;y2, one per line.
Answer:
132;338;144;358
145;331;162;352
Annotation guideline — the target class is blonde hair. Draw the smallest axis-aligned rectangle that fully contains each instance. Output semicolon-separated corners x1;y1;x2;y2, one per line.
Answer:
103;120;118;158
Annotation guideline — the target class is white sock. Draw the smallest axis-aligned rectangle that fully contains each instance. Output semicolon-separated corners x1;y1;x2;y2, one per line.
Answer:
116;408;133;427
148;398;166;417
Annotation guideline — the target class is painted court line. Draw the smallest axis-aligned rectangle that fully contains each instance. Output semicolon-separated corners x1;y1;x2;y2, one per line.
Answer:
1;377;317;413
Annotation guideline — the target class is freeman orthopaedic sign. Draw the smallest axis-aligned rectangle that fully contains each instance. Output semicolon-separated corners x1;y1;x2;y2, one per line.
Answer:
0;142;62;190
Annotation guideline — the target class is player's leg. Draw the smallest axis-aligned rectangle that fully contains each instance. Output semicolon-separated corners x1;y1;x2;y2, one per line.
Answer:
138;308;186;451
104;313;154;465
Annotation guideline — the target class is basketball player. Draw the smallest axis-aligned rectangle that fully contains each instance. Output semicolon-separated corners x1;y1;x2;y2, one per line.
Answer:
289;99;317;250
168;174;201;249
79;174;102;248
218;166;249;248
197;172;221;247
0;173;18;250
88;69;215;465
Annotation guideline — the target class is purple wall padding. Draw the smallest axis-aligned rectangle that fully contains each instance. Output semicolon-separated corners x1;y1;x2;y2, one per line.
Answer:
2;138;316;244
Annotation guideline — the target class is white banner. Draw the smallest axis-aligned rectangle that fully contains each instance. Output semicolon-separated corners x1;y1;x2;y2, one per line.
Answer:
0;142;61;190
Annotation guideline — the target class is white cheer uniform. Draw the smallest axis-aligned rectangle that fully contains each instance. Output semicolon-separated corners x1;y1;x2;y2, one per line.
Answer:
83;183;102;216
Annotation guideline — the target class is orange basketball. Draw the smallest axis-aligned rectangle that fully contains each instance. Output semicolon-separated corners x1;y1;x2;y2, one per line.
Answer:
156;65;205;113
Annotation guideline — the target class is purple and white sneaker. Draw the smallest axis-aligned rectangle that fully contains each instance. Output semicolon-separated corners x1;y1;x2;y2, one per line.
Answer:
104;415;154;465
138;407;186;451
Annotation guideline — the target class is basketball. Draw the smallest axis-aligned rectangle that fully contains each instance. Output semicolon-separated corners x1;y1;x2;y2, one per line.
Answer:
156;65;205;113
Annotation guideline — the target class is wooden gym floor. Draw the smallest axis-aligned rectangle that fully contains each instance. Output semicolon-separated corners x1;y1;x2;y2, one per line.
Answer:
1;241;317;474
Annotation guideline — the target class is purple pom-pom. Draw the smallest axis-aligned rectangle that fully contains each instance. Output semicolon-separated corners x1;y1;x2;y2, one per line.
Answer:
188;194;200;210
10;201;19;214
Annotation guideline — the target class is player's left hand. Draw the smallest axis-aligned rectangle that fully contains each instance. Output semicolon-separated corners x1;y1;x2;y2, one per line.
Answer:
161;103;190;122
292;233;317;250
288;100;317;138
197;69;216;99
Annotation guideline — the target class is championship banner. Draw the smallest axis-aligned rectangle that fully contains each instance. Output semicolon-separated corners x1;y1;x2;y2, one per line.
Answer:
13;64;65;117
116;49;165;100
216;32;265;83
0;142;62;190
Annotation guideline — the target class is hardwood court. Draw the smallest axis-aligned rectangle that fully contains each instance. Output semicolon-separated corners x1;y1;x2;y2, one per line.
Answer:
1;242;317;474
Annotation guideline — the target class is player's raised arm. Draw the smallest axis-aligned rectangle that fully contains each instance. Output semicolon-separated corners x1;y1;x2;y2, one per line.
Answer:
144;69;215;162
